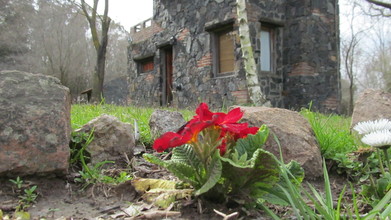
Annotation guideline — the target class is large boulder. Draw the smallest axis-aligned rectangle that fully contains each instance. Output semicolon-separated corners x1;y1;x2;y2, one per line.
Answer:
75;114;135;164
238;106;322;179
351;89;391;127
0;70;71;176
149;110;186;139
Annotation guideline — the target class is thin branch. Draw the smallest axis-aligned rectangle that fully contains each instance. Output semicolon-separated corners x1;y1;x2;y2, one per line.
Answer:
366;0;391;10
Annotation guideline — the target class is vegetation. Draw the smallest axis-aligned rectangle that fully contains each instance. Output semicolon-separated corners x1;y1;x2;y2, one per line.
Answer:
69;104;391;218
71;104;194;145
9;177;38;211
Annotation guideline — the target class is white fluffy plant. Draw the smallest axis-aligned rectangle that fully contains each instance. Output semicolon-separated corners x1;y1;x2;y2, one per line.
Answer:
353;119;391;174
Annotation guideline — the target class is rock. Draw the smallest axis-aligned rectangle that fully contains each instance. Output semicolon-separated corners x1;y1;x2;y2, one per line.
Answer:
149;110;186;139
238;106;323;179
75;114;135;164
0;70;71;177
351;89;391;127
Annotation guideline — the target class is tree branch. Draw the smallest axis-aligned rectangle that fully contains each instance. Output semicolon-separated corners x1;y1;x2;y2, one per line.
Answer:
366;0;391;10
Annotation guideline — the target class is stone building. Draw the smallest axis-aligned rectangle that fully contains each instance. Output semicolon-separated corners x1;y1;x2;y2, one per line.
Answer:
128;0;340;112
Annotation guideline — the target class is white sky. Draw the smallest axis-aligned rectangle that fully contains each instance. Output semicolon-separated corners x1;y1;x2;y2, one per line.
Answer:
83;0;153;31
109;0;153;31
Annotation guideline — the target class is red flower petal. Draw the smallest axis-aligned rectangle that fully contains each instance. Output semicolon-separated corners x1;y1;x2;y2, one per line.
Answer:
195;103;214;121
223;107;243;124
152;132;190;152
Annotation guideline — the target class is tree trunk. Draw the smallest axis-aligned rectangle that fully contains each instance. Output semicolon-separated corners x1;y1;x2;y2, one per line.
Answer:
80;0;111;103
91;28;109;102
236;0;269;106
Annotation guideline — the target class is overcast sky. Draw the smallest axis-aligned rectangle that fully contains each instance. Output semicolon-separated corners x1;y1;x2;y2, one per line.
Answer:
82;0;153;31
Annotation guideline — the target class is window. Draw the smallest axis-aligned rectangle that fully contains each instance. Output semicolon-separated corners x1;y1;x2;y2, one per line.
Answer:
260;27;274;72
137;57;154;74
211;27;236;77
218;29;235;73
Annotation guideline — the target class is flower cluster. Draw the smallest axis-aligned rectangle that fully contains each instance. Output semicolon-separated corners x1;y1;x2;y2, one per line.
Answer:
153;103;259;156
353;119;391;148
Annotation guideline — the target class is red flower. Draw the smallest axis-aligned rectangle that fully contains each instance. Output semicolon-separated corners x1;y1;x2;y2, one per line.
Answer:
152;103;259;154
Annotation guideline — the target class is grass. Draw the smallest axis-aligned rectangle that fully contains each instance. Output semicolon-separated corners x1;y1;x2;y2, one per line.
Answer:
69;104;391;218
300;108;359;159
71;104;194;145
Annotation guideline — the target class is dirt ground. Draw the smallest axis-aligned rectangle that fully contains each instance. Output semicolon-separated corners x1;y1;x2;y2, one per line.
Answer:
0;151;349;220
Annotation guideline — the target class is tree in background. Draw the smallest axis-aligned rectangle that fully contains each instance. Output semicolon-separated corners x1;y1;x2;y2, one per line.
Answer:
364;0;391;16
340;0;391;114
341;3;365;115
28;0;93;94
361;27;391;92
0;0;35;70
79;0;111;103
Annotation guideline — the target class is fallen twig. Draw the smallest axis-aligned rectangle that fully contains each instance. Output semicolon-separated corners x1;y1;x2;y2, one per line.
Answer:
214;209;239;220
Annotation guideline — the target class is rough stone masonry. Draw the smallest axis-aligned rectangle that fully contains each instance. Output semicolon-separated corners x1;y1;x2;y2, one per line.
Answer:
128;0;340;113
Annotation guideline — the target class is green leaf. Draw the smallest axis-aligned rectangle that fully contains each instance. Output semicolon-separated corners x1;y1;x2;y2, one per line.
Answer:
195;151;222;196
220;147;280;197
143;153;199;186
260;161;304;206
234;125;269;158
171;145;203;173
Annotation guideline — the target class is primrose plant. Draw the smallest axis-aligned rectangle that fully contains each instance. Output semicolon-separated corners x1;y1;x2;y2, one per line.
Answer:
144;103;280;203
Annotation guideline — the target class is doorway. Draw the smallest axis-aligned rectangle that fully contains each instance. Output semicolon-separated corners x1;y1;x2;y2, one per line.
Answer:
161;47;173;106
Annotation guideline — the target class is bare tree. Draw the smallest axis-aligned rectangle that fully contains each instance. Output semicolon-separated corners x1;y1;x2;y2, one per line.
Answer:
79;0;111;103
104;22;129;82
361;28;391;91
359;0;391;17
0;0;35;71
340;3;367;115
26;0;94;96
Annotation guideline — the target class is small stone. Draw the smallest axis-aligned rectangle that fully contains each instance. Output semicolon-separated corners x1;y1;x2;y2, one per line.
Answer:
149;110;186;139
75;114;135;165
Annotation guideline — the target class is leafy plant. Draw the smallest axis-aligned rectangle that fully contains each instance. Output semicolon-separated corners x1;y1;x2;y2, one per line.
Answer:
353;119;391;208
19;186;38;205
144;103;280;205
259;156;347;220
71;129;133;189
9;176;23;189
17;185;38;211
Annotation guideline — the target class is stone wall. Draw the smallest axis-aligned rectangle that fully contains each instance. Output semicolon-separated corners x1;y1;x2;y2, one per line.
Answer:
283;0;340;112
128;0;340;112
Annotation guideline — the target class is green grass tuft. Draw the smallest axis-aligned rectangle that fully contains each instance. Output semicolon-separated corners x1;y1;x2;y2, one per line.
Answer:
71;104;194;146
300;108;358;159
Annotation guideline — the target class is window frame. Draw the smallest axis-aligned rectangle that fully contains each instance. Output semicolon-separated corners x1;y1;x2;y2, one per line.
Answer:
211;26;236;78
136;56;155;74
259;25;276;74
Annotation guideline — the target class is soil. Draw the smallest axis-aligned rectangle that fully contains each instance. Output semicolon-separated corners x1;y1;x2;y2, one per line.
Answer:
0;149;350;220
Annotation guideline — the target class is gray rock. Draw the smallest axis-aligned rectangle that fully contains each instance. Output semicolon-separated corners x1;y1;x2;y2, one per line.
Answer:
75;114;135;165
149;110;186;139
0;70;71;177
238;106;323;179
351;89;391;128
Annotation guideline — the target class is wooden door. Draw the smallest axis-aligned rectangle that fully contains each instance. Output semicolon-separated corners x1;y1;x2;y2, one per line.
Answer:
161;47;173;106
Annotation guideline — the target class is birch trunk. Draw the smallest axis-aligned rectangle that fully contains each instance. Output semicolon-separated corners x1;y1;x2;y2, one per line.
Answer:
236;0;269;106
